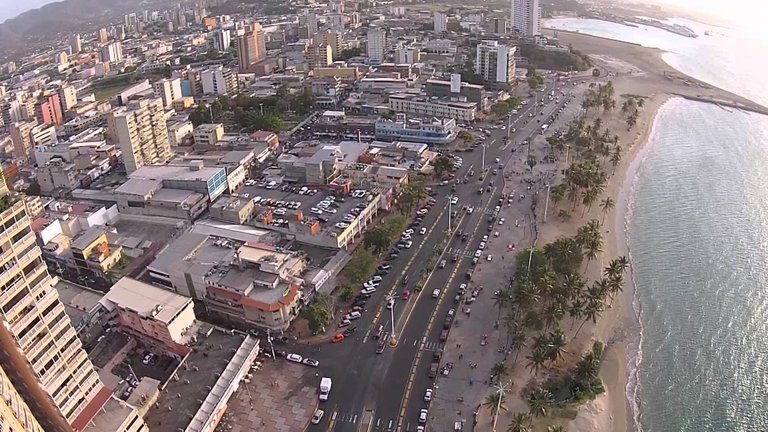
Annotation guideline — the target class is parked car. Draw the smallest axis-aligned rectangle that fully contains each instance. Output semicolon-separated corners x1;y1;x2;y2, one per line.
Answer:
286;353;303;363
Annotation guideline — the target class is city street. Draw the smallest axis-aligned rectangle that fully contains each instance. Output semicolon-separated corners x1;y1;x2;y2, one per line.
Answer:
285;76;585;432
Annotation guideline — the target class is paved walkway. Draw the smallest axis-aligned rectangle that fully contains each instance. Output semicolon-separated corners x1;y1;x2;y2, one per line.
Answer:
218;360;318;432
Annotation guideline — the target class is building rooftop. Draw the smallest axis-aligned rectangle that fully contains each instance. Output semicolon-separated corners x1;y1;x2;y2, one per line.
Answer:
55;279;105;326
389;92;478;108
129;164;225;183
100;277;193;324
145;328;259;432
114;178;162;196
87;396;137;432
71;226;107;250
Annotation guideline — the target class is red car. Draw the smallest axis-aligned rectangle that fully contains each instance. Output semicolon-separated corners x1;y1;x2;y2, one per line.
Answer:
402;290;411;300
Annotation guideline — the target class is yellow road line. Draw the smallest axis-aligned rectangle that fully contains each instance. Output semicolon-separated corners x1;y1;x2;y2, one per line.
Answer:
395;185;501;422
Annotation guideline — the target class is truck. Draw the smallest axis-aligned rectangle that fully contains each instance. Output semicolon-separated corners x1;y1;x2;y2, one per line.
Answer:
319;377;332;401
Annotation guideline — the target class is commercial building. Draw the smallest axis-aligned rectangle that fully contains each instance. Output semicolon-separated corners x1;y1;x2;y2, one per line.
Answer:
394;46;422;65
375;115;458;144
36;94;64;126
425;74;485;105
367;27;387;63
0;180;111;432
97;28;108;44
434;12;448;32
201;66;237;95
100;277;197;355
512;0;541;36
388;93;477;122
59;85;78;112
211;29;231;52
475;40;516;84
107;98;172;173
152;78;183;109
308;44;334;70
316;30;343;59
193;123;225;146
10;120;36;160
236;23;266;73
492;17;508;34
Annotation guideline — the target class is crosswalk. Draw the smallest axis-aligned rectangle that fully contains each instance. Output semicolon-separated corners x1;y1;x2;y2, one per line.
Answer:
445;247;473;258
329;410;418;432
420;340;443;352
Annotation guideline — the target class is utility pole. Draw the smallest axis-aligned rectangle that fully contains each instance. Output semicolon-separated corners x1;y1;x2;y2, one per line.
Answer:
481;142;486;171
565;144;571;166
387;295;398;347
491;381;512;432
266;329;276;360
526;246;534;274
448;195;453;232
543;184;551;222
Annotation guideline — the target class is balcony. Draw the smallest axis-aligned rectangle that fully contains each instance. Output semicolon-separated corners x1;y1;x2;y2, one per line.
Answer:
0;197;24;224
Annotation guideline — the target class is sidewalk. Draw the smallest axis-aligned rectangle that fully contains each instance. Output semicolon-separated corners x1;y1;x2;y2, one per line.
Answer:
428;145;559;431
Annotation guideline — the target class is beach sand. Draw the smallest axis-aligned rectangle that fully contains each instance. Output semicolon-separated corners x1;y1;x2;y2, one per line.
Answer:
523;28;749;432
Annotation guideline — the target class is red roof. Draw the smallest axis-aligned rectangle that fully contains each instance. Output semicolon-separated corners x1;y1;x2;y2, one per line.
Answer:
71;386;112;431
30;217;50;232
250;130;277;141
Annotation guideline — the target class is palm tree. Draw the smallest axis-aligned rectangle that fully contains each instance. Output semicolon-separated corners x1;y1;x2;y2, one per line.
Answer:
526;387;554;418
575;298;604;337
599;197;615;224
616;255;630;274
491;362;508;383
507;413;532;432
526;346;547;375
547;426;566;432
510;326;527;364
544;327;568;363
494;289;514;321
485;392;508;417
583;238;603;272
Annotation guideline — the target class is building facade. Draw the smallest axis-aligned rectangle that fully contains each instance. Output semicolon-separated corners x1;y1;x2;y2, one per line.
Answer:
434;12;448;32
475;40;516;84
236;24;266;73
201;66;237;95
366;27;386;63
388;93;477;122
152;78;182;109
512;0;541;36
107;98;172;173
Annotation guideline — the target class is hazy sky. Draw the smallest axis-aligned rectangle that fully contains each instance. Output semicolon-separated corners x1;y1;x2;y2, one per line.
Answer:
0;0;58;24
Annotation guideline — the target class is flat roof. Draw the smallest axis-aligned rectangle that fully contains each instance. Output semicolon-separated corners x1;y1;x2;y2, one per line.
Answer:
100;277;193;324
130;165;225;182
237;244;290;266
87;396;137;432
115;178;162;196
152;188;205;205
146;329;258;432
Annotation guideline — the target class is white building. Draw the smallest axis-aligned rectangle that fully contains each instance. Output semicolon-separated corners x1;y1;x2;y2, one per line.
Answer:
366;27;387;63
106;98;172;173
100;41;123;63
153;78;183;108
201;66;237;95
394;46;421;65
512;0;541;36
475;40;516;84
212;29;231;52
434;12;448;32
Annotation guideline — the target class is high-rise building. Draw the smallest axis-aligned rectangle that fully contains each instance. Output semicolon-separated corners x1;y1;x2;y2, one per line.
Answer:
236;23;266;73
309;44;333;69
100;41;123;63
9;121;36;160
153;78;183;108
366;27;386;63
0;176;110;432
492;18;508;34
55;51;69;66
35;94;64;126
395;46;421;65
97;28;109;44
305;12;319;35
107;98;172;173
58;85;78;112
69;34;82;54
317;30;343;60
475;40;516;84
200;66;237;95
124;12;138;30
212;29;231;52
434;12;448;32
327;13;344;31
0;363;45;432
512;0;541;36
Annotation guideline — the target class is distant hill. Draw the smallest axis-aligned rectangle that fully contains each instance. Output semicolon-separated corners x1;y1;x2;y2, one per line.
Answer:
0;0;182;55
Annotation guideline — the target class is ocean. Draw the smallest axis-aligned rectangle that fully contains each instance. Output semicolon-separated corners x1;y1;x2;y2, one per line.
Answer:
545;18;768;432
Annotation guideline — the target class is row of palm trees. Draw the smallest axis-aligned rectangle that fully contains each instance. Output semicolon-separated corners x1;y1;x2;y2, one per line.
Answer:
622;96;645;130
582;81;616;113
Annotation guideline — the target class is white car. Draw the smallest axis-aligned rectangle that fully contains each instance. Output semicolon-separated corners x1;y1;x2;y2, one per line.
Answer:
361;287;376;294
286;353;303;363
424;388;433;402
474;250;482;258
466;206;474;214
363;281;380;289
498;218;505;225
335;222;349;229
401;234;412;241
387;298;395;310
487;254;493;261
372;275;383;282
417;208;428;216
419;227;427;235
311;208;323;215
482;235;489;242
419;409;428;424
311;409;325;425
451;197;459;205
432;289;440;298
404;228;414;235
403;240;413;249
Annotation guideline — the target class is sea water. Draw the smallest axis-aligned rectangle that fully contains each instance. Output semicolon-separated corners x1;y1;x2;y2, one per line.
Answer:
545;18;768;432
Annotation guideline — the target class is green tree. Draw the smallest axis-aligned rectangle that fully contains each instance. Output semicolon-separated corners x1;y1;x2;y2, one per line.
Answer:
526;154;538;171
457;130;475;143
592;67;601;82
526;387;553;418
343;249;376;283
395;180;427;214
303;304;330;333
432;156;454;177
490;361;508;384
338;285;355;302
546;426;566;432
484;392;508;417
507;413;532;432
363;226;392;255
599;197;615;224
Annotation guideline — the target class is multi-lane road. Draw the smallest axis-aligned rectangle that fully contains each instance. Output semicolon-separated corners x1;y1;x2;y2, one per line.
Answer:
290;77;580;432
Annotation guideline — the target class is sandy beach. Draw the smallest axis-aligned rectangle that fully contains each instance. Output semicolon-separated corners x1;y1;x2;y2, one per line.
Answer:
520;27;759;432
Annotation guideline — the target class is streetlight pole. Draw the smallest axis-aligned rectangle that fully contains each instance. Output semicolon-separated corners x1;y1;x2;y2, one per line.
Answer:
565;144;571;166
448;195;453;232
266;329;277;360
491;381;512;432
481;142;486;171
543;184;551;222
526;246;534;274
506;113;512;139
259;103;264;116
387;295;397;347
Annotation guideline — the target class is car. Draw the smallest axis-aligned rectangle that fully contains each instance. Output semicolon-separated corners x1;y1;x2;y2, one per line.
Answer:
402;290;411;300
466;206;474;214
361;287;376;294
401;233;412;240
404;228;414;235
375;269;389;277
419;409;428;423
402;275;409;285
482;235;489;242
450;197;459;205
487;254;493;261
345;311;362;321
363;280;379;288
332;333;345;343
302;358;320;367
379;264;391;271
338;320;351;328
479;242;486;250
286;353;303;363
474;250;482;258
499;218;505;225
343;327;357;337
387;298;395;309
419;227;427;235
452;254;458;262
376;338;387;354
458;283;467;294
142;353;154;365
403;240;413;249
432;289;440;298
424;388;433;402
311;409;325;424
417;208;428;216
372;275;383;282
334;221;349;228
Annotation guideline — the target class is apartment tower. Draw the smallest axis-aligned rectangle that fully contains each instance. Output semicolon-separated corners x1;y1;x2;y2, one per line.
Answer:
511;0;541;36
107;98;172;173
70;34;82;54
0;176;109;432
236;23;266;73
366;27;386;63
475;40;516;84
